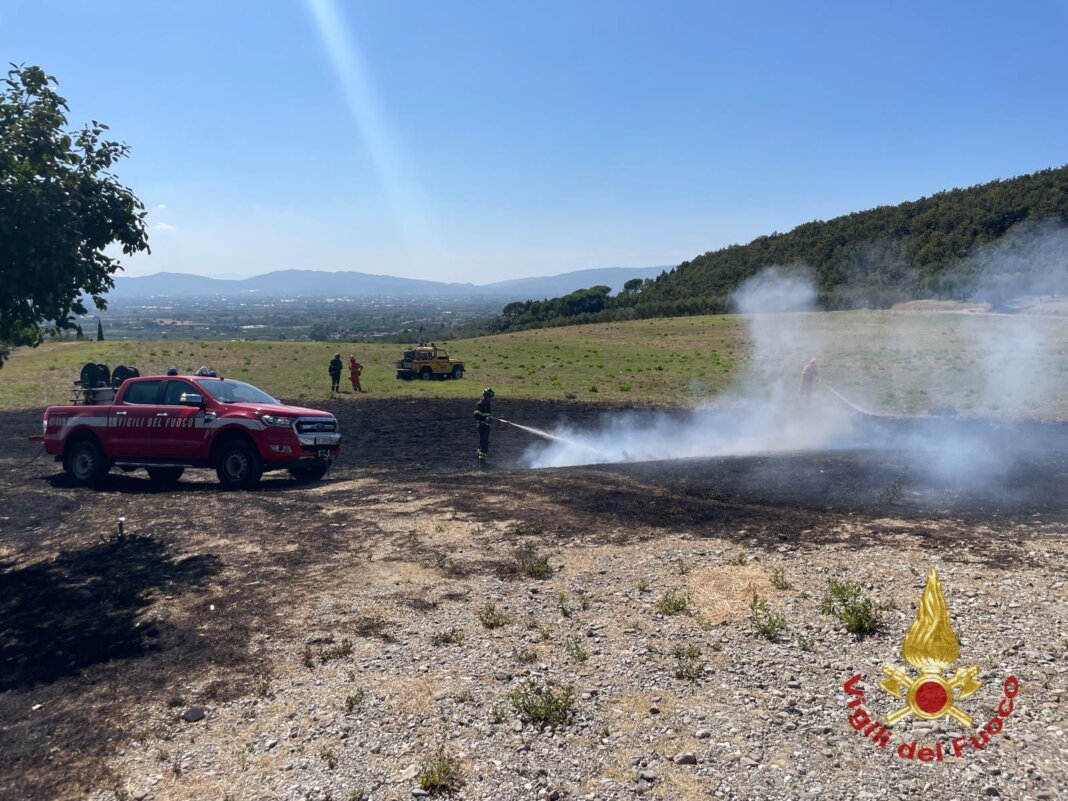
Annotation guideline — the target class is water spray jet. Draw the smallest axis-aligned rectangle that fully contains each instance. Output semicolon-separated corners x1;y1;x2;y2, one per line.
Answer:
493;418;611;459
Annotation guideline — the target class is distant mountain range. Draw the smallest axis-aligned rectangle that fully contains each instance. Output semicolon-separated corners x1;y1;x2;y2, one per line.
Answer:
109;266;669;301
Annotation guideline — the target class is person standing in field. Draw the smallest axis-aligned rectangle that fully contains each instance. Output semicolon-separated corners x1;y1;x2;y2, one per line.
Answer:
329;353;343;394
474;388;495;467
349;355;364;392
799;357;818;403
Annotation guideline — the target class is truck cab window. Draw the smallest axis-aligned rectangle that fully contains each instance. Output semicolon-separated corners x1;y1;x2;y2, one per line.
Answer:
123;380;164;405
162;380;196;405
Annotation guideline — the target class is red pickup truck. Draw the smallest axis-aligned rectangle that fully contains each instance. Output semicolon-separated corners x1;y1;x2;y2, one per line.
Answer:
32;374;341;488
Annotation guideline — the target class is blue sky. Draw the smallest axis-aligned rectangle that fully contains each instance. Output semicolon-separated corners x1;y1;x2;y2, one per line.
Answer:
3;0;1066;281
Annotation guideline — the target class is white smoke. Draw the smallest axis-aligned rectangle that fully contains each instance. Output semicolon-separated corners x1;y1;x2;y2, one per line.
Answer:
731;265;817;314
523;265;855;468
521;222;1068;480
955;221;1068;419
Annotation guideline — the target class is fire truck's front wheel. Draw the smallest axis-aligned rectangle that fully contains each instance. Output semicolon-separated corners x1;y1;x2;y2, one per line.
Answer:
65;439;109;487
215;440;263;489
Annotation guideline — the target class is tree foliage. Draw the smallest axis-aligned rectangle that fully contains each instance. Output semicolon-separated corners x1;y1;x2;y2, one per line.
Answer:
0;65;149;365
645;165;1068;308
481;165;1068;334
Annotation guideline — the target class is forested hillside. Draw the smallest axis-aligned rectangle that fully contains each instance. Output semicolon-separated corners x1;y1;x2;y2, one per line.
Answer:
484;165;1068;333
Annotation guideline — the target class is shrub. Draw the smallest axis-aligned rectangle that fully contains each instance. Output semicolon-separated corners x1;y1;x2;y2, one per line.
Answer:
505;545;552;580
344;689;366;712
673;644;704;681
514;648;538;665
318;639;353;664
750;594;787;641
510;680;576;728
565;635;589;663
770;567;793;590
819;579;879;636
479;603;511;629
418;747;463;795
431;627;465;646
656;587;692;616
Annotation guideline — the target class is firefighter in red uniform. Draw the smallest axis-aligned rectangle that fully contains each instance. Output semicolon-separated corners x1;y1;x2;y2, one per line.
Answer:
799;357;818;403
349;355;364;392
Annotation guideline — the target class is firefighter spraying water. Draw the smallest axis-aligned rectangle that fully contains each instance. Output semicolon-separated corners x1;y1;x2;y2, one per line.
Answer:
474;388;495;467
474;387;609;467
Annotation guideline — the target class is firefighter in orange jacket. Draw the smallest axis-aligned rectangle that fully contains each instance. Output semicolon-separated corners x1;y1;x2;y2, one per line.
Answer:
800;357;818;403
349;355;364;392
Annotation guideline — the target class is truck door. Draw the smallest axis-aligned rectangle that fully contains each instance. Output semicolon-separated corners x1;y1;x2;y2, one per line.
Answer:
109;379;165;458
157;379;209;458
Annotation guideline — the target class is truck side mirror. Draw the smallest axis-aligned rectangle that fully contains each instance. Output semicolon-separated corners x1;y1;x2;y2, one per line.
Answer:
179;392;205;408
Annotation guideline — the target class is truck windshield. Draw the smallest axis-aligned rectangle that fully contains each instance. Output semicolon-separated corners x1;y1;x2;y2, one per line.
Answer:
199;379;279;405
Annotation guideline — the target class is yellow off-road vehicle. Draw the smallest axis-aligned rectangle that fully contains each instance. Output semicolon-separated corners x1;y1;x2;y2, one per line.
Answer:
395;345;466;381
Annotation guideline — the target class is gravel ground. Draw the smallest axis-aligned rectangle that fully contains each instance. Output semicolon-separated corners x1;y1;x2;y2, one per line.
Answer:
1;401;1066;801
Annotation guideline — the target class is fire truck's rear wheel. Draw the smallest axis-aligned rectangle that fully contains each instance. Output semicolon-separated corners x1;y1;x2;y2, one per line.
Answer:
216;441;263;489
66;439;109;486
147;466;185;484
419;368;432;380
289;462;329;483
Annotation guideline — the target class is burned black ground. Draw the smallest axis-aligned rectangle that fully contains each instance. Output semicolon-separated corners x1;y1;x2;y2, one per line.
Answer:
1;398;1066;799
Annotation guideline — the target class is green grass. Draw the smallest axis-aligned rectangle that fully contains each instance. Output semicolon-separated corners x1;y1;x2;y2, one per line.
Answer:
5;309;1068;415
0;320;741;409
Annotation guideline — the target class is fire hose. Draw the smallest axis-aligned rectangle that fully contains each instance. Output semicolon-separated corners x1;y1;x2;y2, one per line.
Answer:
0;446;43;472
818;378;880;417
